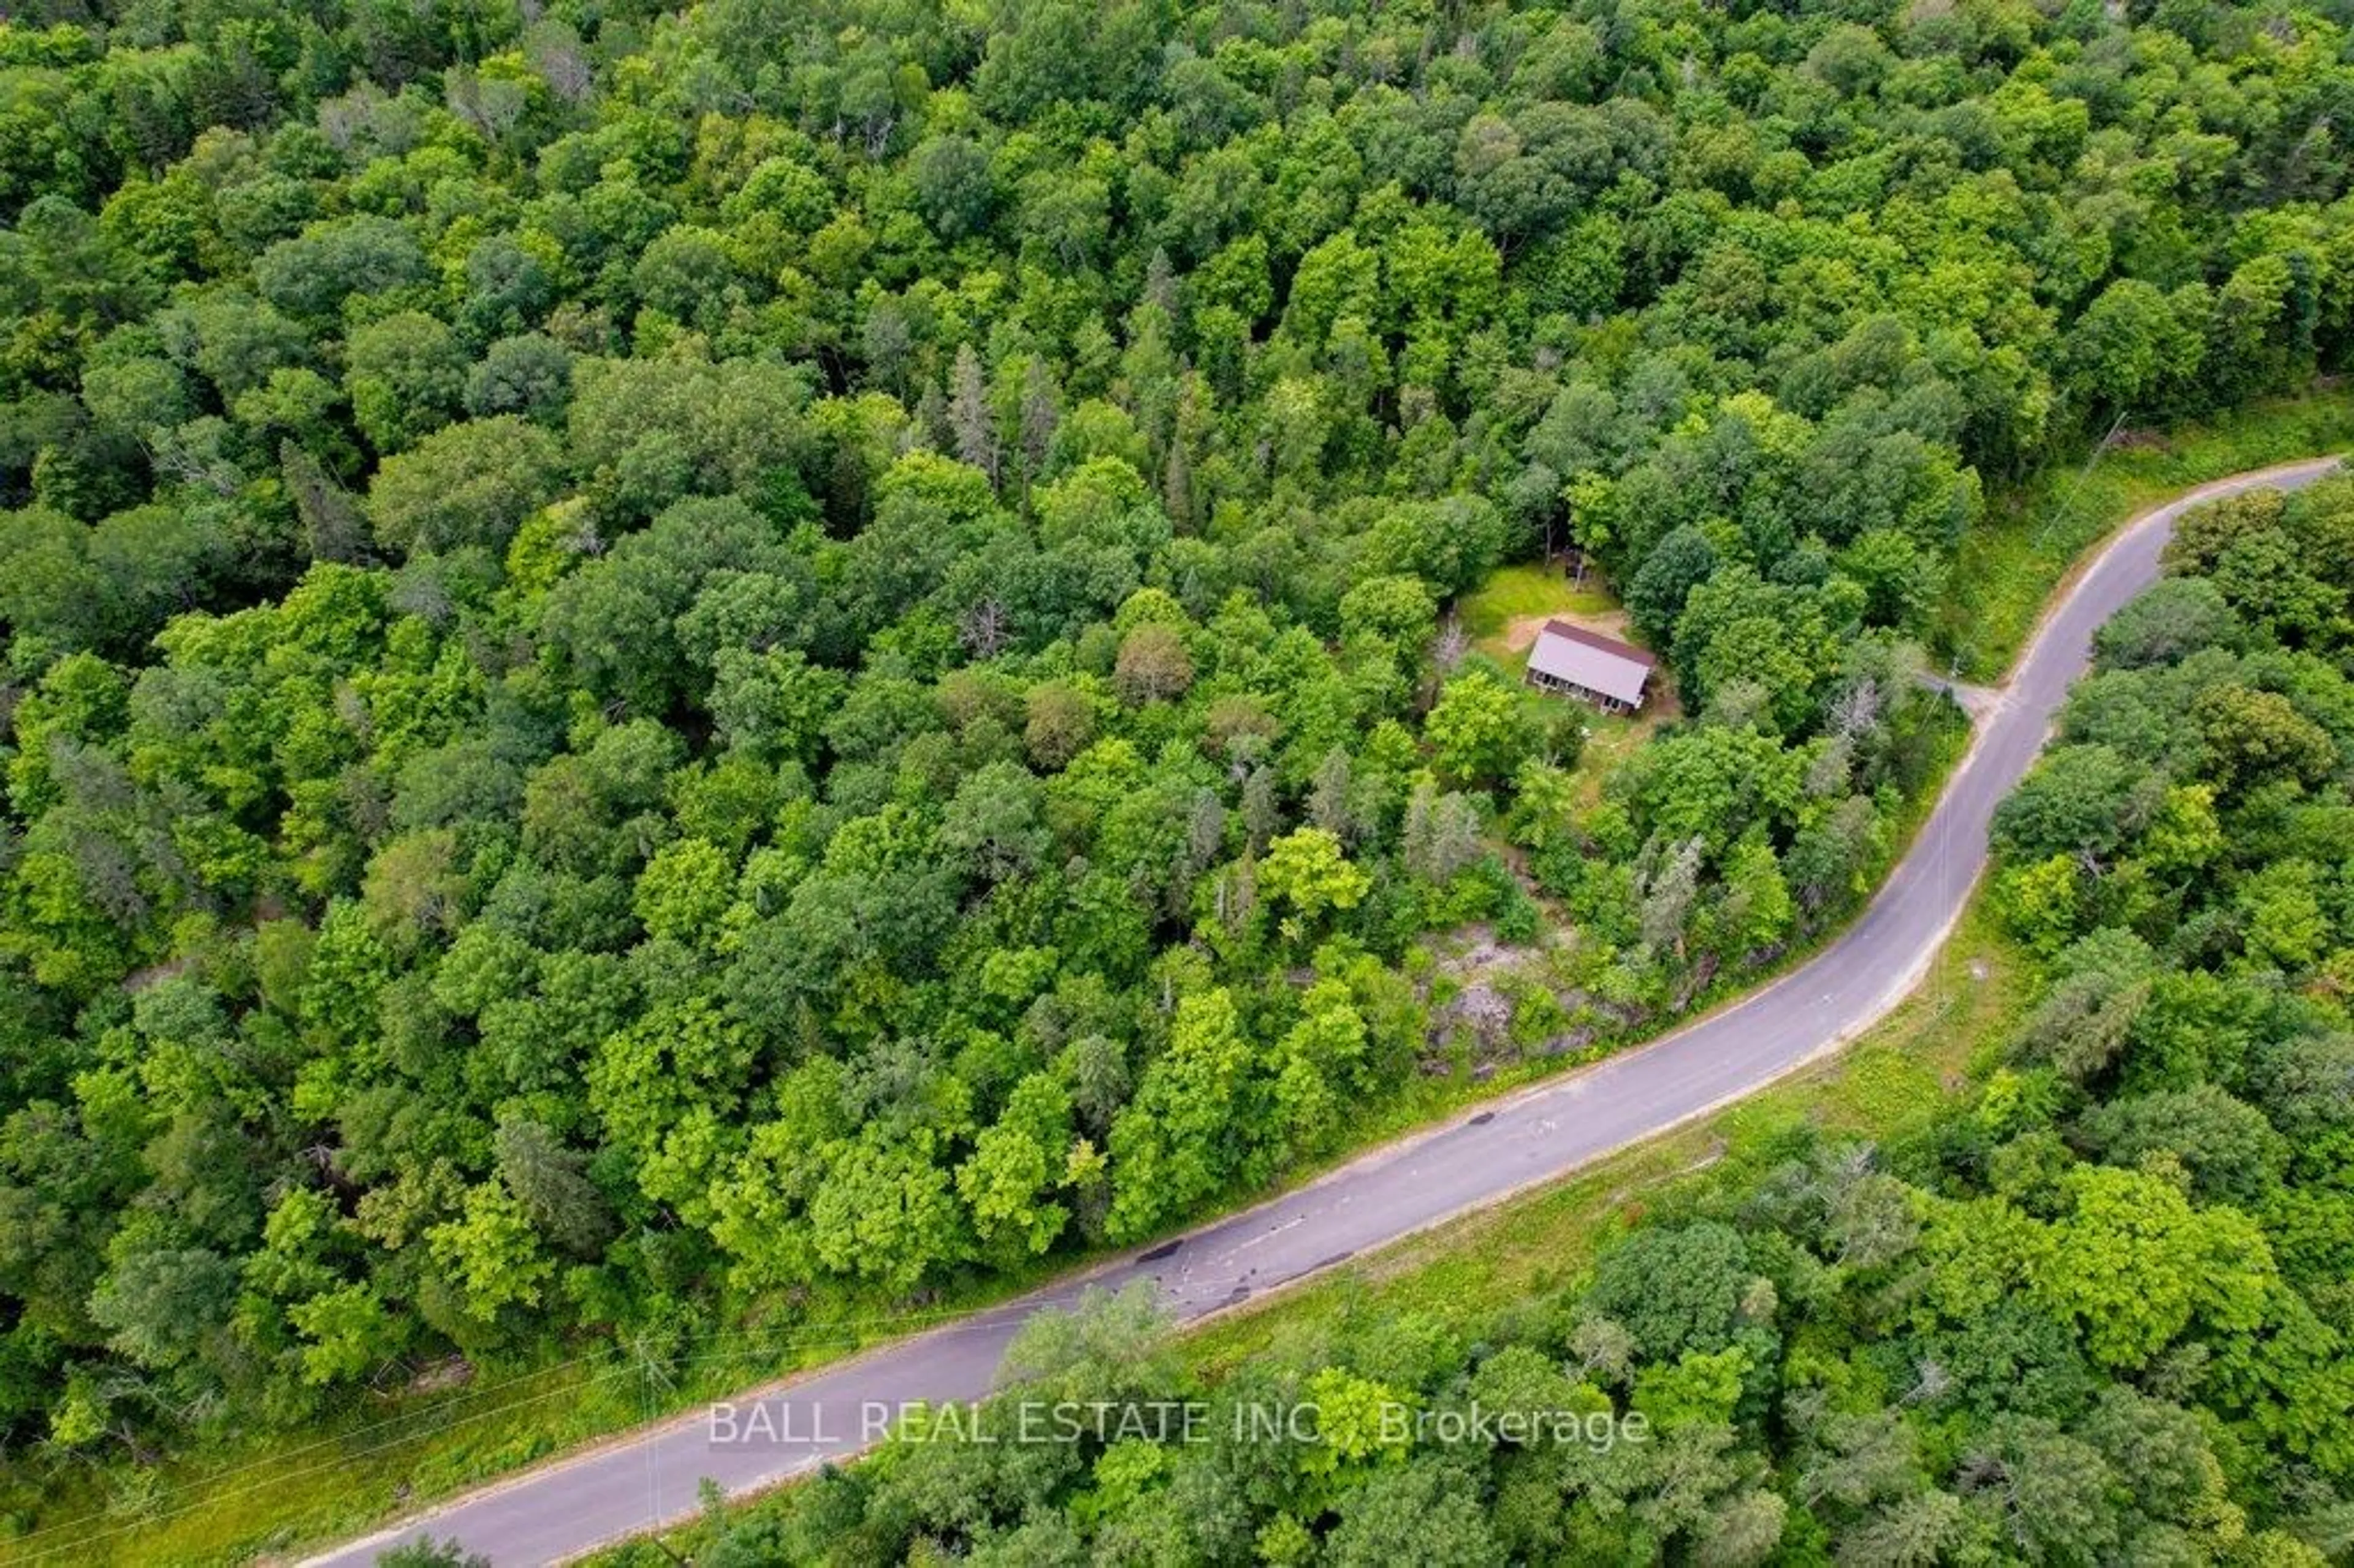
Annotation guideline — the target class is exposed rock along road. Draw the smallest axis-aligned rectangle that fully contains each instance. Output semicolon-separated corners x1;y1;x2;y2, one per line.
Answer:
305;457;2343;1567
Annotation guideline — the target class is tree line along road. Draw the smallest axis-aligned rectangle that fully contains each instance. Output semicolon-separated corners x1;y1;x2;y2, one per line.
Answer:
307;457;2345;1568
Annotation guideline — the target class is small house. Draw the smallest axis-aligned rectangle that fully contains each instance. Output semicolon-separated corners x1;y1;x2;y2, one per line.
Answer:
1525;621;1655;714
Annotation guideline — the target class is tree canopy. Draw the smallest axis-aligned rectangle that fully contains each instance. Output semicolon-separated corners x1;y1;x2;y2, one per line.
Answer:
2;0;2354;1542
637;522;2354;1566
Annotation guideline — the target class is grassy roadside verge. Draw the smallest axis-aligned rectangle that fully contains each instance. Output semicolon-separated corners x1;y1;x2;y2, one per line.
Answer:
0;791;1970;1568
0;1246;1094;1565
1940;382;2354;680
0;686;1968;1565
1177;898;2027;1377
591;896;2035;1566
9;392;2319;1565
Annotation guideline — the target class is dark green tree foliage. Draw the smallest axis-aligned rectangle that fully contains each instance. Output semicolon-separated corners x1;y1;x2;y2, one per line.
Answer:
661;530;2354;1565
0;0;2345;1515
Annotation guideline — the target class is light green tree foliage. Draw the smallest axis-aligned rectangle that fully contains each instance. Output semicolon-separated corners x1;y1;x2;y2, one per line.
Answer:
10;0;2354;1505
1425;667;1538;790
1108;989;1255;1242
1259;827;1371;931
425;1183;555;1328
958;1072;1075;1259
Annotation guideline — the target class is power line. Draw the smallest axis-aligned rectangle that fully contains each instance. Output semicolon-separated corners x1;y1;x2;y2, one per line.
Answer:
4;1299;984;1561
9;1269;1229;1566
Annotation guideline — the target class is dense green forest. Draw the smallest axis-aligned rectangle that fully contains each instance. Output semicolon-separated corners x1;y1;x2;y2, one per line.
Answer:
606;490;2354;1566
5;0;2354;1515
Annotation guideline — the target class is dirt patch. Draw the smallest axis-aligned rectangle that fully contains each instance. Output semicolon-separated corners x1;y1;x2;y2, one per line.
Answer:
1431;926;1527;976
405;1357;475;1396
1503;606;1636;653
123;956;195;994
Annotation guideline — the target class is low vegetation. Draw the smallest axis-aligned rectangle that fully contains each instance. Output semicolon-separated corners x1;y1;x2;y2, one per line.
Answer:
592;484;2354;1567
8;0;2354;1551
1941;389;2354;679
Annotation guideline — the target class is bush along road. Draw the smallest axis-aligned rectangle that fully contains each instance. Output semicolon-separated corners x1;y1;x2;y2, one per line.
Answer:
310;458;2344;1567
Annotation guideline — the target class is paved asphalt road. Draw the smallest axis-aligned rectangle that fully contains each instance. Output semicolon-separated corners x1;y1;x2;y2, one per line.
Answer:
307;459;2342;1567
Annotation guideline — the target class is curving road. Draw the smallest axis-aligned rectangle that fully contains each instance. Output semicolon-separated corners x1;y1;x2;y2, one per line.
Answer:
308;458;2341;1567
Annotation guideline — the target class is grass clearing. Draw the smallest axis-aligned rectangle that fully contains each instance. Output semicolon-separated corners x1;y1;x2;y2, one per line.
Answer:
1940;384;2354;680
1456;561;1618;668
4;1359;614;1566
1453;561;1674;793
1566;705;1663;805
25;388;2306;1562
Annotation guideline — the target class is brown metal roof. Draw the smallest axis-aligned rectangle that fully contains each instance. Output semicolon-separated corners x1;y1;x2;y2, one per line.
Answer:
1537;620;1656;667
1527;620;1656;706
